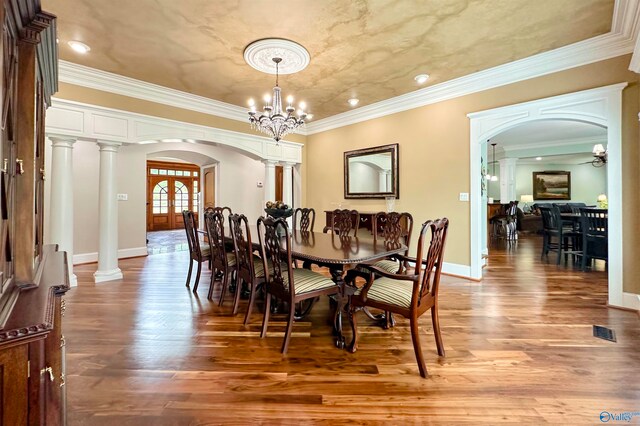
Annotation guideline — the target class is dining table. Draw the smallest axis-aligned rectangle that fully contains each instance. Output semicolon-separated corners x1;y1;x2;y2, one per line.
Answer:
222;226;407;348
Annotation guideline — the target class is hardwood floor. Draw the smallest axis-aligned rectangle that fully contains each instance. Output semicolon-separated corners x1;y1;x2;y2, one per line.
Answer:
67;235;639;424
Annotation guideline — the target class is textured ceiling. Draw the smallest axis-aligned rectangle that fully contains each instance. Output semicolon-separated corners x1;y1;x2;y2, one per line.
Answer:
44;0;615;119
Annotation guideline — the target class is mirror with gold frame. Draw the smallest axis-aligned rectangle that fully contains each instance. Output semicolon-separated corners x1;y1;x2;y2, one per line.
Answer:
344;143;399;199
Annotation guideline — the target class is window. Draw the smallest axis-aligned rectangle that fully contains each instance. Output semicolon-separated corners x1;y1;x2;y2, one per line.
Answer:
174;180;189;213
152;180;169;214
193;180;199;212
150;168;159;175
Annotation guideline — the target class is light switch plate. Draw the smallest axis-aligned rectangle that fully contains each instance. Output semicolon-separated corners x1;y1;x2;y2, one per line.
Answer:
459;192;469;202
117;193;128;201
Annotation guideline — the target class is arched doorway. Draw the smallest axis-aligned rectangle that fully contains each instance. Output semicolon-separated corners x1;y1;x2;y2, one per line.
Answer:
468;83;626;308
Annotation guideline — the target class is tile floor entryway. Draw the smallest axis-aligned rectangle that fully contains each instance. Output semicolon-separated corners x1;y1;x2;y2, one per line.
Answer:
146;229;190;254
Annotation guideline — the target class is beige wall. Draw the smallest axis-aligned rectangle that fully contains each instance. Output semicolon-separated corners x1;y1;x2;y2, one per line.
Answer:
305;54;640;294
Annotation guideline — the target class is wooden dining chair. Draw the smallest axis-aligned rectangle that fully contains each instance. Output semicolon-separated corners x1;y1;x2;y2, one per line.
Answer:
258;216;340;353
229;213;267;323
182;210;211;292
293;207;316;232
371;212;414;273
540;206;581;265
347;218;449;378
323;209;360;237
579;208;608;271
361;212;414;328
203;210;237;302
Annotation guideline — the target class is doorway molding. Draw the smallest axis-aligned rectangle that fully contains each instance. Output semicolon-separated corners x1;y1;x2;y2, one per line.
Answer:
467;83;628;309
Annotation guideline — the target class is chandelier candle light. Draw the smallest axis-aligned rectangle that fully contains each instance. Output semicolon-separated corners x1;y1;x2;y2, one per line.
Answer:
248;57;307;143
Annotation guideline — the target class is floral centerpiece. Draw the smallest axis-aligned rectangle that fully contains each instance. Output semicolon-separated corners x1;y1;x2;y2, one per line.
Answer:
264;201;293;219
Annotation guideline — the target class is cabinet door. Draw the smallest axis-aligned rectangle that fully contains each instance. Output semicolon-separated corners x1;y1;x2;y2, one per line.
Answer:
44;296;63;425
0;344;28;425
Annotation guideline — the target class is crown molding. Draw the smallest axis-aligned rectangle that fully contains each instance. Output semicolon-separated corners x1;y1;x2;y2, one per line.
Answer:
58;61;250;123
305;0;640;134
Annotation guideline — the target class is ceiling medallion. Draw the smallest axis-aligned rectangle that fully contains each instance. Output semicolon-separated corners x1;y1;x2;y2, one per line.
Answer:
245;39;309;143
243;38;310;75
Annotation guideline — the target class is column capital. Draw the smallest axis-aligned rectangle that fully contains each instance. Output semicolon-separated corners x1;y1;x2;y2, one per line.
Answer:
499;157;518;165
97;140;123;152
48;135;77;148
279;161;297;169
262;159;278;167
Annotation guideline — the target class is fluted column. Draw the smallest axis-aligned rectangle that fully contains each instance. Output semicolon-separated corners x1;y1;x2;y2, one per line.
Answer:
263;160;277;206
48;136;77;287
94;141;123;283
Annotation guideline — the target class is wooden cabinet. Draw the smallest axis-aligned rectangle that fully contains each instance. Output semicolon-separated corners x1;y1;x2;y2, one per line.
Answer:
0;1;63;424
324;211;405;235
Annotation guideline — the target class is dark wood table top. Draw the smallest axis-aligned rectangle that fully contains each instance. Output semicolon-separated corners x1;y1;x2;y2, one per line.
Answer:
223;227;406;267
289;230;406;266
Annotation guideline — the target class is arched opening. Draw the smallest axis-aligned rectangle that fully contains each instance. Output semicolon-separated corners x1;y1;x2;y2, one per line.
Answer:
145;149;219;255
468;84;626;308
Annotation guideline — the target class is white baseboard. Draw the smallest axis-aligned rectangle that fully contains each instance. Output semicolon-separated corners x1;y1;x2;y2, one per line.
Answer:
73;246;148;265
622;292;640;312
441;262;473;280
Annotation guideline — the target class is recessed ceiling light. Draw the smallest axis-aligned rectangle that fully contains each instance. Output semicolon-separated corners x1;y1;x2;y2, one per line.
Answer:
68;40;90;54
414;74;429;84
348;98;359;107
536;157;542;161
306;113;313;120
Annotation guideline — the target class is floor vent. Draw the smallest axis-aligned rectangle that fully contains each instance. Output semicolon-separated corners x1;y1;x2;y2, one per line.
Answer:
593;325;617;342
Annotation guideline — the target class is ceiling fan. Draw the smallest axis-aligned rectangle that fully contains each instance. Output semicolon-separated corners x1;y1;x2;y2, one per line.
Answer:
578;143;607;167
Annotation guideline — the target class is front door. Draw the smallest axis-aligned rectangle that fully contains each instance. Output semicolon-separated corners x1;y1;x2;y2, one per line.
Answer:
148;176;197;231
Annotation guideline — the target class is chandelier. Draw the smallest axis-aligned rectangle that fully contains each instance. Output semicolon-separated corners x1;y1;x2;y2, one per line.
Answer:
248;57;307;143
486;141;498;181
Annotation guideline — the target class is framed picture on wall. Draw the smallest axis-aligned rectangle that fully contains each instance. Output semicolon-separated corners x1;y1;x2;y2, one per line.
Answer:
533;171;571;200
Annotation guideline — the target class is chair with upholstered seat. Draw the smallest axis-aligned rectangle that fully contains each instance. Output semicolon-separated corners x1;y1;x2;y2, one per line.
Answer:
322;209;359;237
293;207;316;232
204;210;237;302
371;212;414;273
182;210;211;292
347;218;449;378
229;213;267;323
258;216;340;353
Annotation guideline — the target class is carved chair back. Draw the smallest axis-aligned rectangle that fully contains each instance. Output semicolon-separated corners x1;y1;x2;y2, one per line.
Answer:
204;206;232;222
182;210;204;260
257;216;294;304
330;209;360;237
412;218;449;306
293;207;316;232
373;212;414;253
204;210;228;271
229;213;256;283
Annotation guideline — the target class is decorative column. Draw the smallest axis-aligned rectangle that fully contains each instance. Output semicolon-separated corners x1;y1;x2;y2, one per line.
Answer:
281;162;295;206
281;162;295;225
94;141;123;283
262;160;277;206
378;170;387;192
48;136;77;286
499;158;518;202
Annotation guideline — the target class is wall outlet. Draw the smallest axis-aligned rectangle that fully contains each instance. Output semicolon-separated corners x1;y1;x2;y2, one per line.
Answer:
256;181;264;188
117;193;128;201
459;192;469;202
